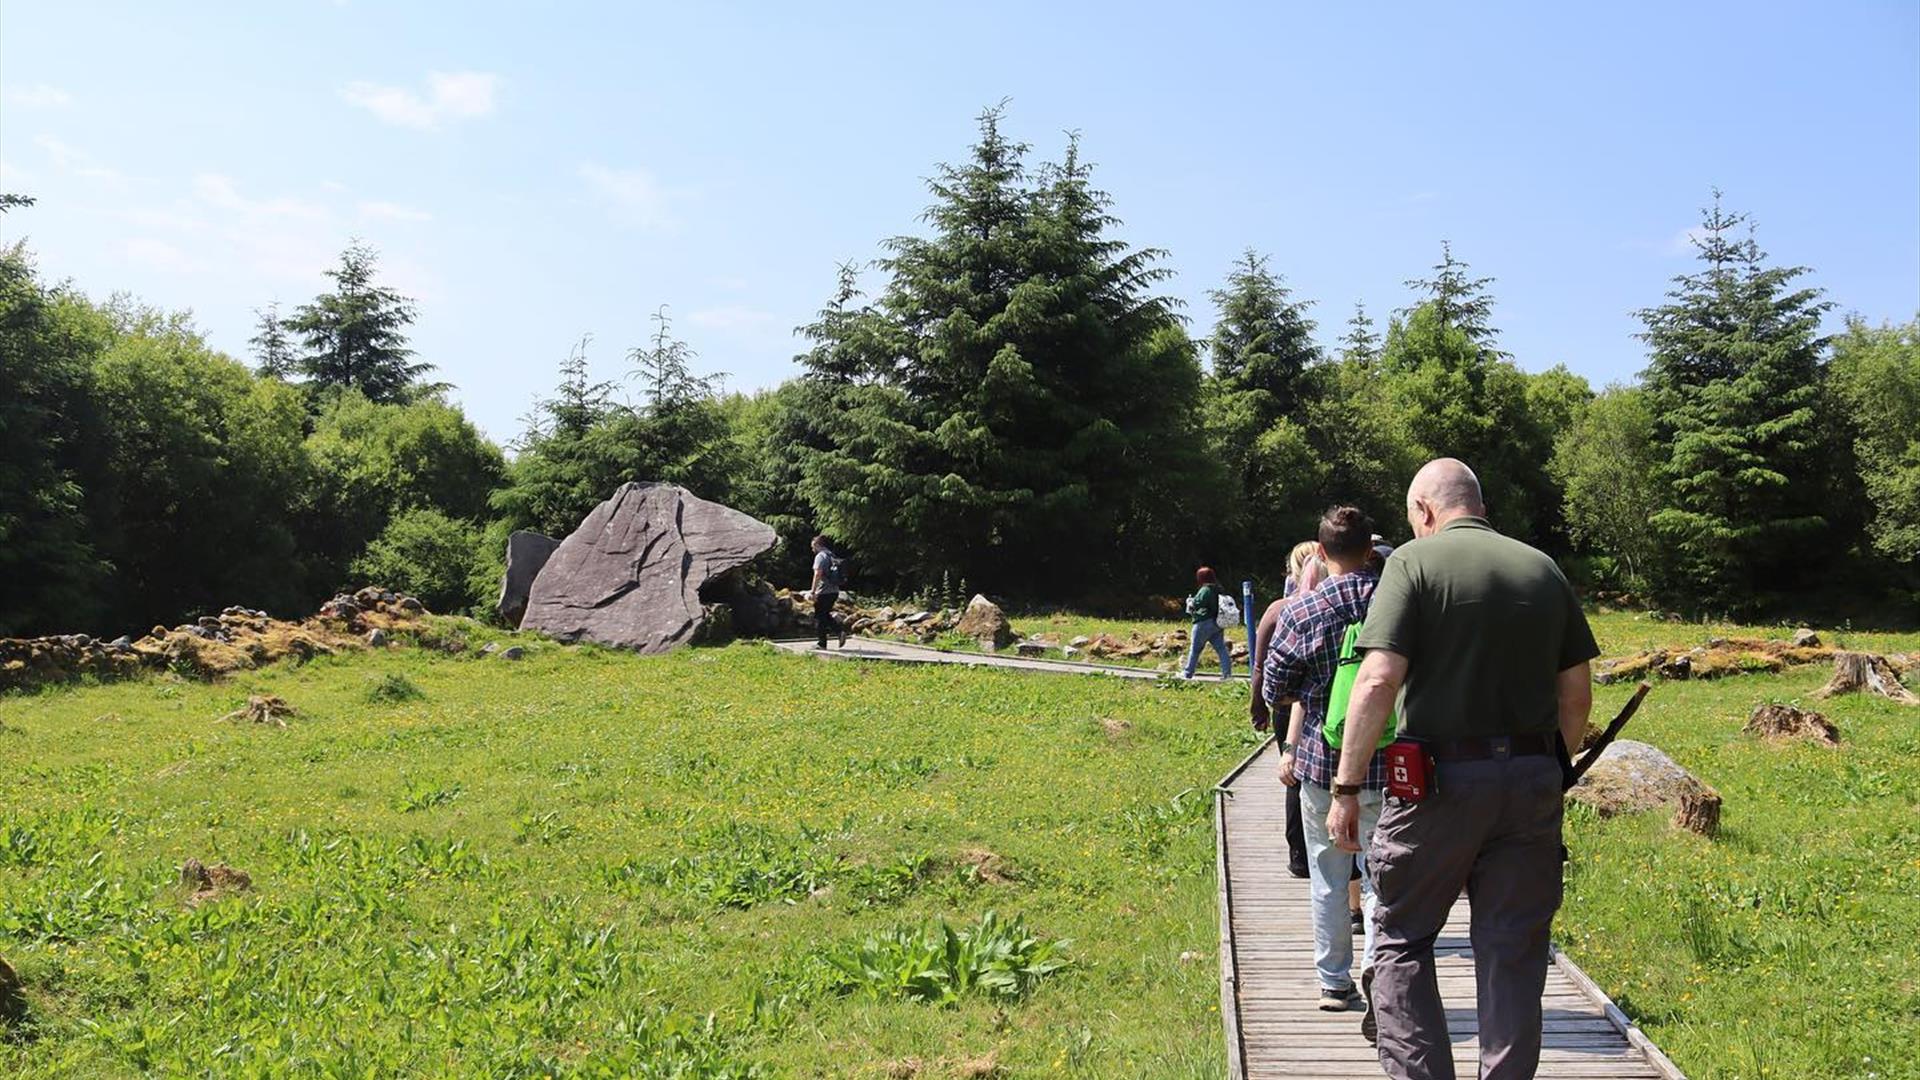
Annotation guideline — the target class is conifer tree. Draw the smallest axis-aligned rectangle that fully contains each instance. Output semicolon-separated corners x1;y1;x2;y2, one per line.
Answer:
1402;241;1502;354
1207;249;1318;412
249;302;296;379
287;242;437;404
1636;192;1832;602
791;106;1212;597
1339;302;1380;366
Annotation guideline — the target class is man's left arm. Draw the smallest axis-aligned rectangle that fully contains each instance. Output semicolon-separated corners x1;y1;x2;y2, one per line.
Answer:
1557;661;1593;757
1260;612;1309;708
1328;648;1408;851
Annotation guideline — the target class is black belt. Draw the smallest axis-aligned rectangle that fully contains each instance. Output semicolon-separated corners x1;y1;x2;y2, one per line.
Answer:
1424;732;1558;762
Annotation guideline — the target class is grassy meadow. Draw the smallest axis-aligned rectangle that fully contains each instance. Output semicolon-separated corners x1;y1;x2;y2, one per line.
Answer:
0;612;1915;1077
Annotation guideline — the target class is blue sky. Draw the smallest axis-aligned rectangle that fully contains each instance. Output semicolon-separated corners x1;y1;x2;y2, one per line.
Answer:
3;1;1916;442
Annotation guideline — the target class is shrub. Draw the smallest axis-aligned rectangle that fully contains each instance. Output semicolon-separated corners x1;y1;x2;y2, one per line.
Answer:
351;508;488;614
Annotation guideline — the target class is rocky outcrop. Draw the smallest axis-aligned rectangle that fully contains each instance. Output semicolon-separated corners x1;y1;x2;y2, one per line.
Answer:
520;483;776;654
955;595;1013;650
1570;739;1721;836
497;530;561;628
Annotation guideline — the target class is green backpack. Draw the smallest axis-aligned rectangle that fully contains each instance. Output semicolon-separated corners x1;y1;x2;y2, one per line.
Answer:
1322;621;1398;751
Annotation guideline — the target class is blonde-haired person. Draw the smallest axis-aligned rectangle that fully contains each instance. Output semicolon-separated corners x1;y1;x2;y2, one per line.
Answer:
1249;540;1327;878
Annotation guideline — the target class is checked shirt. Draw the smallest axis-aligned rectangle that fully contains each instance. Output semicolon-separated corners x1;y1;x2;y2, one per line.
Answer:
1261;568;1390;790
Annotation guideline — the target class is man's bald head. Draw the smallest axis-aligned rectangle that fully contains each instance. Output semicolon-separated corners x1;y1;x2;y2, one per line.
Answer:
1406;458;1485;537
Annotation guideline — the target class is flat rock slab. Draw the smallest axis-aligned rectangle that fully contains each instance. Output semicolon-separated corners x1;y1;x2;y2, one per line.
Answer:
521;483;776;654
497;530;561;628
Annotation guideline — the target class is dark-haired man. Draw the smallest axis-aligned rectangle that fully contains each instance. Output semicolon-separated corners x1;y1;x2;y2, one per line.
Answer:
1327;458;1599;1080
1261;505;1392;1028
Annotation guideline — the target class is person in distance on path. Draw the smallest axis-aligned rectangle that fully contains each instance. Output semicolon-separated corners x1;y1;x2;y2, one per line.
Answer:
807;534;849;650
1327;459;1599;1080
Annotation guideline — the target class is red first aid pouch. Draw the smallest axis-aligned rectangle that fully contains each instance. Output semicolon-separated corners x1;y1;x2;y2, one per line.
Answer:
1384;740;1435;802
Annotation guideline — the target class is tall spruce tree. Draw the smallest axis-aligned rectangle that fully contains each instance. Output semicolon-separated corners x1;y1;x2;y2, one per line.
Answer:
1339;302;1380;366
287;242;437;403
249;302;296;379
1636;192;1832;603
1207;249;1318;410
791;106;1213;597
1402;241;1503;354
1202;250;1322;573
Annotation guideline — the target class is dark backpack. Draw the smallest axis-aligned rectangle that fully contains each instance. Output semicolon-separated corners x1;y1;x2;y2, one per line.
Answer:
824;553;849;589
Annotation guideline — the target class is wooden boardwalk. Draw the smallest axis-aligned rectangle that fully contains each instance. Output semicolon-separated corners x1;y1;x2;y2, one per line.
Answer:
772;636;1246;682
1216;739;1685;1079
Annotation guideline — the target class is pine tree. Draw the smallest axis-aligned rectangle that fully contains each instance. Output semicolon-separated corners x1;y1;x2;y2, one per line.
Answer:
1339;302;1379;366
1207;249;1319;410
287;242;437;404
628;307;719;411
791;105;1213;597
249;302;296;379
1636;192;1832;602
1402;241;1502;353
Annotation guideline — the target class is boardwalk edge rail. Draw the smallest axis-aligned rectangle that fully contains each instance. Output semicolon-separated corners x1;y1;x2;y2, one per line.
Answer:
1550;944;1689;1080
1213;734;1272;1080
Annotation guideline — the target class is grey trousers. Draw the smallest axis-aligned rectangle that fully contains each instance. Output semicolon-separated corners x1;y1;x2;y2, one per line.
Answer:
1368;754;1564;1080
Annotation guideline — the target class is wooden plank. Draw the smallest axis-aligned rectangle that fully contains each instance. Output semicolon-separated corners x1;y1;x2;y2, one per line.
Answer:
1217;739;1686;1080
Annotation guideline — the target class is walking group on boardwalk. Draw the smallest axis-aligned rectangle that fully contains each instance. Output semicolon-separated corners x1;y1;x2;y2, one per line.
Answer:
1242;457;1600;1080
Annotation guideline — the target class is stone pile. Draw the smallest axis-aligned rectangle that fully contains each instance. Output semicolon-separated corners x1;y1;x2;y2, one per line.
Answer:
0;586;432;693
1594;635;1834;684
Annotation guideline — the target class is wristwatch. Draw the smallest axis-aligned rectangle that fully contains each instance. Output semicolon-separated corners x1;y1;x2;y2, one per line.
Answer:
1278;741;1296;754
1332;782;1362;797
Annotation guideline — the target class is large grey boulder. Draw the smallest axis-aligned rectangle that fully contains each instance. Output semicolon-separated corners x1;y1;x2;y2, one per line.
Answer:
497;530;562;628
1570;738;1722;836
520;483;776;654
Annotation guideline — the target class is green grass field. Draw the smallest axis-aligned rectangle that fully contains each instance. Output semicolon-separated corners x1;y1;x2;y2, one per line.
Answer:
1;613;1915;1077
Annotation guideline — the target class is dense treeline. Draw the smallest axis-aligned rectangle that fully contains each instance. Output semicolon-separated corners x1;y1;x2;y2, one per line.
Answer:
1;108;1914;636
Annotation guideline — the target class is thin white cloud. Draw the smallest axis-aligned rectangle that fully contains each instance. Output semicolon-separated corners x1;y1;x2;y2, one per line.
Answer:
34;135;127;188
1668;225;1710;255
339;71;498;129
123;237;208;273
0;159;30;188
193;173;326;220
358;200;432;223
3;84;72;109
688;305;781;335
578;163;673;228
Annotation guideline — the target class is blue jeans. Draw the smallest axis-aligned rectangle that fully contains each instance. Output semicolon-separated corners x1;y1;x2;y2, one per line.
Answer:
1183;621;1230;677
1300;780;1382;990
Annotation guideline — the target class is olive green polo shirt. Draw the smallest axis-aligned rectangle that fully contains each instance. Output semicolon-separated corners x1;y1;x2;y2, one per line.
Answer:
1355;517;1598;740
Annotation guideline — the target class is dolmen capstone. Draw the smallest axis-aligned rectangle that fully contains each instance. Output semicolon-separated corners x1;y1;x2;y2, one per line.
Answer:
497;530;561;628
520;483;776;654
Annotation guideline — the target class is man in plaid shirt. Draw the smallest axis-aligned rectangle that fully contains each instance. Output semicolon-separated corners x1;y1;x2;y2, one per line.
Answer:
1262;505;1391;1028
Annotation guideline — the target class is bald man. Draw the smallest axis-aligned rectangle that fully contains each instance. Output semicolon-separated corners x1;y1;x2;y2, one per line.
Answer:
1326;459;1598;1080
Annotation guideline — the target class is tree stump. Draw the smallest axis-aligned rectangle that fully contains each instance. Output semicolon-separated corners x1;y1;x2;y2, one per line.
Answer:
1812;652;1919;705
218;694;296;726
1744;702;1841;745
1674;785;1722;837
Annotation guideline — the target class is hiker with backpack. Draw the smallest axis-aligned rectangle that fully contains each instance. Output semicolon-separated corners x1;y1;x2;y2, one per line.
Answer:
1181;566;1236;679
1260;506;1398;1042
808;534;849;649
